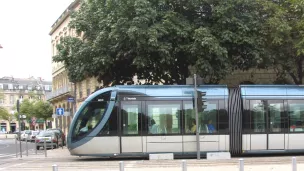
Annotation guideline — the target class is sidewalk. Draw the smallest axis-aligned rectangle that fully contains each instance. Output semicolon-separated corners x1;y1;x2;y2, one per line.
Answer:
0;134;16;139
6;147;304;171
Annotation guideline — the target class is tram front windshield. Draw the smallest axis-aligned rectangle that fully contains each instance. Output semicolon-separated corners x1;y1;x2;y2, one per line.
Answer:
72;92;111;142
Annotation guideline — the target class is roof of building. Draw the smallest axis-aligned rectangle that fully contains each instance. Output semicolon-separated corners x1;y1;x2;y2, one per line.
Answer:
49;0;81;36
0;76;51;85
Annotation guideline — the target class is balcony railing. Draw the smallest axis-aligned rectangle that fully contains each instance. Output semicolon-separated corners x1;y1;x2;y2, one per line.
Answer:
45;85;73;101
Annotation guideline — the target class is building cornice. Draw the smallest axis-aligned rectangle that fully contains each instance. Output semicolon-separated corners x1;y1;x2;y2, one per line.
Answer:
49;0;81;36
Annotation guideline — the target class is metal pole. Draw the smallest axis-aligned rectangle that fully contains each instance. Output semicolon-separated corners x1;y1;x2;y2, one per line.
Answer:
194;74;200;160
35;138;37;154
239;158;244;171
44;140;47;157
26;138;28;156
182;160;187;171
51;136;53;150
18;113;22;158
52;164;58;171
292;157;297;171
119;161;124;171
15;135;18;158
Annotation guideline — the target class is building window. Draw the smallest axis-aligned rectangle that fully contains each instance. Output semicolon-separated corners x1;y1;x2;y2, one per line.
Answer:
3;84;8;90
79;91;83;98
28;86;32;90
14;85;19;90
8;84;13;90
0;84;3;89
19;85;23;89
10;95;14;104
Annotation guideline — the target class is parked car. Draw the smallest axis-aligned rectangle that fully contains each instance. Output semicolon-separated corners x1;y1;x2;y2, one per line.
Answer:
47;128;66;146
16;131;24;141
29;131;39;142
35;130;63;150
20;130;33;141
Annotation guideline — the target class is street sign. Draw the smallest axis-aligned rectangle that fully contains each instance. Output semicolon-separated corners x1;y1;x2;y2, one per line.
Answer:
64;111;70;116
19;115;26;119
67;97;74;102
56;108;64;116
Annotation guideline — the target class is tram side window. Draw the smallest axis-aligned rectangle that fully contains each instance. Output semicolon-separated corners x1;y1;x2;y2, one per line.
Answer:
147;102;181;134
121;103;140;135
184;101;218;134
218;100;229;133
288;100;304;132
249;100;266;133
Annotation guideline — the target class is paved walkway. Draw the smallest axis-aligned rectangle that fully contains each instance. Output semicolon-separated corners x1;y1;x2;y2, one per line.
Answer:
1;147;303;171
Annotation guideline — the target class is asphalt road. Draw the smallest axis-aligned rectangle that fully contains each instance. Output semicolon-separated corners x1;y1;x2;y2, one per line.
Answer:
0;138;36;159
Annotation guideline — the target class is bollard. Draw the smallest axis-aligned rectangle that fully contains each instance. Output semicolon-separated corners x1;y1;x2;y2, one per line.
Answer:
35;138;37;154
239;158;244;171
119;161;124;171
292;157;297;171
51;137;53;150
44;139;47;157
15;135;18;158
182;160;187;171
26;138;28;156
52;164;58;171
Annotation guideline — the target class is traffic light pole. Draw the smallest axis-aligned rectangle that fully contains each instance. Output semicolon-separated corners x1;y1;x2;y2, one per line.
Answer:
194;74;200;160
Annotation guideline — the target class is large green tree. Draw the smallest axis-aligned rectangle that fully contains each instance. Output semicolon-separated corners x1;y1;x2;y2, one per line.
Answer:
32;100;53;128
19;99;35;119
18;99;53;127
262;0;304;84
54;0;269;85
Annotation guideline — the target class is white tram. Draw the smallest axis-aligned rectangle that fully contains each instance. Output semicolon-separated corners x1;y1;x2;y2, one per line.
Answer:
67;85;304;157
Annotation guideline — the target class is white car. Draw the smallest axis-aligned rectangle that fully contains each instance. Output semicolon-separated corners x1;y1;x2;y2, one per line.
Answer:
20;130;32;141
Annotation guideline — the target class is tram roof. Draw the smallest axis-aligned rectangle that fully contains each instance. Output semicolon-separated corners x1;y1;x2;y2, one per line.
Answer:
88;85;228;100
240;85;304;99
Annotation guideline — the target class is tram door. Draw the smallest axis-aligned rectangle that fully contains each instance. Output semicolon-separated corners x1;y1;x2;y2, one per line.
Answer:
266;100;287;150
120;101;144;153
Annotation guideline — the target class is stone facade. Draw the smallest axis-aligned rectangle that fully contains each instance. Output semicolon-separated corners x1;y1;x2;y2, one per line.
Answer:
47;0;81;136
0;76;52;133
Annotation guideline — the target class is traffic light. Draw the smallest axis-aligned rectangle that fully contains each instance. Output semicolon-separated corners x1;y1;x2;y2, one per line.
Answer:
197;91;207;112
16;99;20;113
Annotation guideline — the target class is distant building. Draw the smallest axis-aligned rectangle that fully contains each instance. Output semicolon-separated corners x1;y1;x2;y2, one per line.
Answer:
0;76;52;133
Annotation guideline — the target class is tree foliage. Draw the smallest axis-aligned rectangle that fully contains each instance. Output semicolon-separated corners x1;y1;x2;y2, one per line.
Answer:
54;0;269;85
0;107;10;121
262;0;304;84
19;99;53;124
33;100;53;126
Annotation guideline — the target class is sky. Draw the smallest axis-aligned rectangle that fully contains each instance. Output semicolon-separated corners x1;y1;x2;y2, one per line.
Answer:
0;0;75;81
